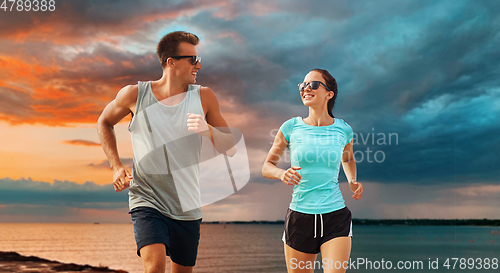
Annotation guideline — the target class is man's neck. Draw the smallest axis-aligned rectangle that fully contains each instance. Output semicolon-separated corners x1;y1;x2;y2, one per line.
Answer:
154;74;189;98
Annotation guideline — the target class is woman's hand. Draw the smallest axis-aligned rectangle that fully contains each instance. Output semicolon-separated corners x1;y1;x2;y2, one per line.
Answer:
349;180;363;200
280;166;302;185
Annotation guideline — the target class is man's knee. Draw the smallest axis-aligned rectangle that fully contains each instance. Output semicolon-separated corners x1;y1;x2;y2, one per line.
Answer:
144;263;166;273
143;256;167;273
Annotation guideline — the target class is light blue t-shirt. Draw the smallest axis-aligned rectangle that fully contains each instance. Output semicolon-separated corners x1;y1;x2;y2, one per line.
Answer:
279;117;353;214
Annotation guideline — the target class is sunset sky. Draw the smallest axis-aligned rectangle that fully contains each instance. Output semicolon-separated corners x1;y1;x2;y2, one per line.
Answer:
1;0;499;223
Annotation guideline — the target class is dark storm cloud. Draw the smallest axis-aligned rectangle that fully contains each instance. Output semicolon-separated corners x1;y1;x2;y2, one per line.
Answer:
195;1;499;187
0;0;201;43
193;0;500;186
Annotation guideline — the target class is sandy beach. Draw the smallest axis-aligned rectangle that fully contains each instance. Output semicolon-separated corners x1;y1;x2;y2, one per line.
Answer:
0;251;127;273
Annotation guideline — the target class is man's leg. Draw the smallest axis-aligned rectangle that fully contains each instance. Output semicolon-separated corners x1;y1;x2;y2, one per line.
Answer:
171;261;194;273
167;218;201;271
131;207;171;273
140;243;167;273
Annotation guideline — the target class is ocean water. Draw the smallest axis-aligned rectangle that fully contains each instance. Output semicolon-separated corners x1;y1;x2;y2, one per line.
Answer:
0;223;498;273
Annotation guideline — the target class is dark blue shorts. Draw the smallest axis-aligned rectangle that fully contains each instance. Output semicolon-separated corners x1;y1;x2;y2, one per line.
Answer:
129;207;201;267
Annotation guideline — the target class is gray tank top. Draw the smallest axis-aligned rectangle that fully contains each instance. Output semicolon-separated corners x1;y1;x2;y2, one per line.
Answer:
128;81;203;220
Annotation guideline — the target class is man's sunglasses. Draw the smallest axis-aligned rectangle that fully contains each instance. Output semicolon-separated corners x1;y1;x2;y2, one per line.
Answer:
298;81;331;92
167;55;201;65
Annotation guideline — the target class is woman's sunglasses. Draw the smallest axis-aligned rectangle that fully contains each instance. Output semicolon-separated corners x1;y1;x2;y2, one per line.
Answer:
298;81;331;92
167;55;202;65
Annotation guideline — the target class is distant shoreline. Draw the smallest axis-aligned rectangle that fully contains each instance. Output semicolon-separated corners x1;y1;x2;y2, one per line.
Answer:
202;219;500;226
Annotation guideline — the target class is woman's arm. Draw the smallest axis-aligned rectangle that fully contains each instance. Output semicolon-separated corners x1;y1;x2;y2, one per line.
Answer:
262;130;302;185
341;139;363;199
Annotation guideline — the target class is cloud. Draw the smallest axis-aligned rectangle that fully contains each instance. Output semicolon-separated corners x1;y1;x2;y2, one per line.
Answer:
202;180;500;221
1;178;498;222
0;205;131;223
0;177;128;209
1;0;499;224
0;45;155;125
64;139;101;146
0;0;209;44
451;184;500;197
342;181;500;219
88;158;133;169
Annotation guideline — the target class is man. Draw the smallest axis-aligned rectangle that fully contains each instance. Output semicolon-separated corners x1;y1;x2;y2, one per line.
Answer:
97;31;235;273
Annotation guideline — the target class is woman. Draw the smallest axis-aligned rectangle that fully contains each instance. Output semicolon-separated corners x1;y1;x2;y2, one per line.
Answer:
262;69;363;273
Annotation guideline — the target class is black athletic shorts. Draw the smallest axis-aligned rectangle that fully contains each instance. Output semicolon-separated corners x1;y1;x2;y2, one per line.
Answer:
282;206;352;254
129;206;201;267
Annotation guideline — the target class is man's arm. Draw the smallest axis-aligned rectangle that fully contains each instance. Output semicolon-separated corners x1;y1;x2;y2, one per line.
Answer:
97;85;138;191
189;86;237;156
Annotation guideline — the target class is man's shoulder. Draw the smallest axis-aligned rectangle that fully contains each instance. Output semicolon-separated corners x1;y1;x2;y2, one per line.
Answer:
119;84;139;97
115;84;139;107
199;86;218;101
121;83;139;93
199;85;213;94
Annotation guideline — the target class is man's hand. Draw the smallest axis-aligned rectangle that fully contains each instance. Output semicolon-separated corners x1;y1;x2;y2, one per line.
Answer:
113;166;132;192
187;113;210;137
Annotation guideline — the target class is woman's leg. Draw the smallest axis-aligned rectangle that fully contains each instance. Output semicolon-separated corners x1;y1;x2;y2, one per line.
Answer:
284;243;318;273
319;237;351;273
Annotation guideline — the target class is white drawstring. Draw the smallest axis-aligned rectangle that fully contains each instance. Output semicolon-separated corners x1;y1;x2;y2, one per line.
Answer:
320;214;324;238
313;214;324;238
314;214;317;238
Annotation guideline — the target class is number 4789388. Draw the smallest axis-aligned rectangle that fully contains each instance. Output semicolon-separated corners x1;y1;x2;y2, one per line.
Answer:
1;0;56;12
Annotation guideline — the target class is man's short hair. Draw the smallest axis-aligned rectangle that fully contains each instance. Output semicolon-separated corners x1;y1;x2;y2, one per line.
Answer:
157;31;199;68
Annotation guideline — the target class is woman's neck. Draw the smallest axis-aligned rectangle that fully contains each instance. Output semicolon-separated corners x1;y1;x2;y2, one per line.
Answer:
304;107;334;126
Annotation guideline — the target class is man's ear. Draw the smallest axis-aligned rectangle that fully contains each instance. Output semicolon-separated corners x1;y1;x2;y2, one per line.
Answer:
167;58;175;67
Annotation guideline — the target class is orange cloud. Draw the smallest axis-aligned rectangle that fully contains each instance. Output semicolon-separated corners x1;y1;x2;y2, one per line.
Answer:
77;55;114;66
63;140;101;146
0;56;60;87
0;51;134;126
121;61;135;69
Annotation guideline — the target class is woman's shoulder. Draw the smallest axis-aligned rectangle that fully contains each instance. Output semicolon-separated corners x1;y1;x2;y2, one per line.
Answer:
335;117;353;130
279;117;301;142
281;116;301;126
